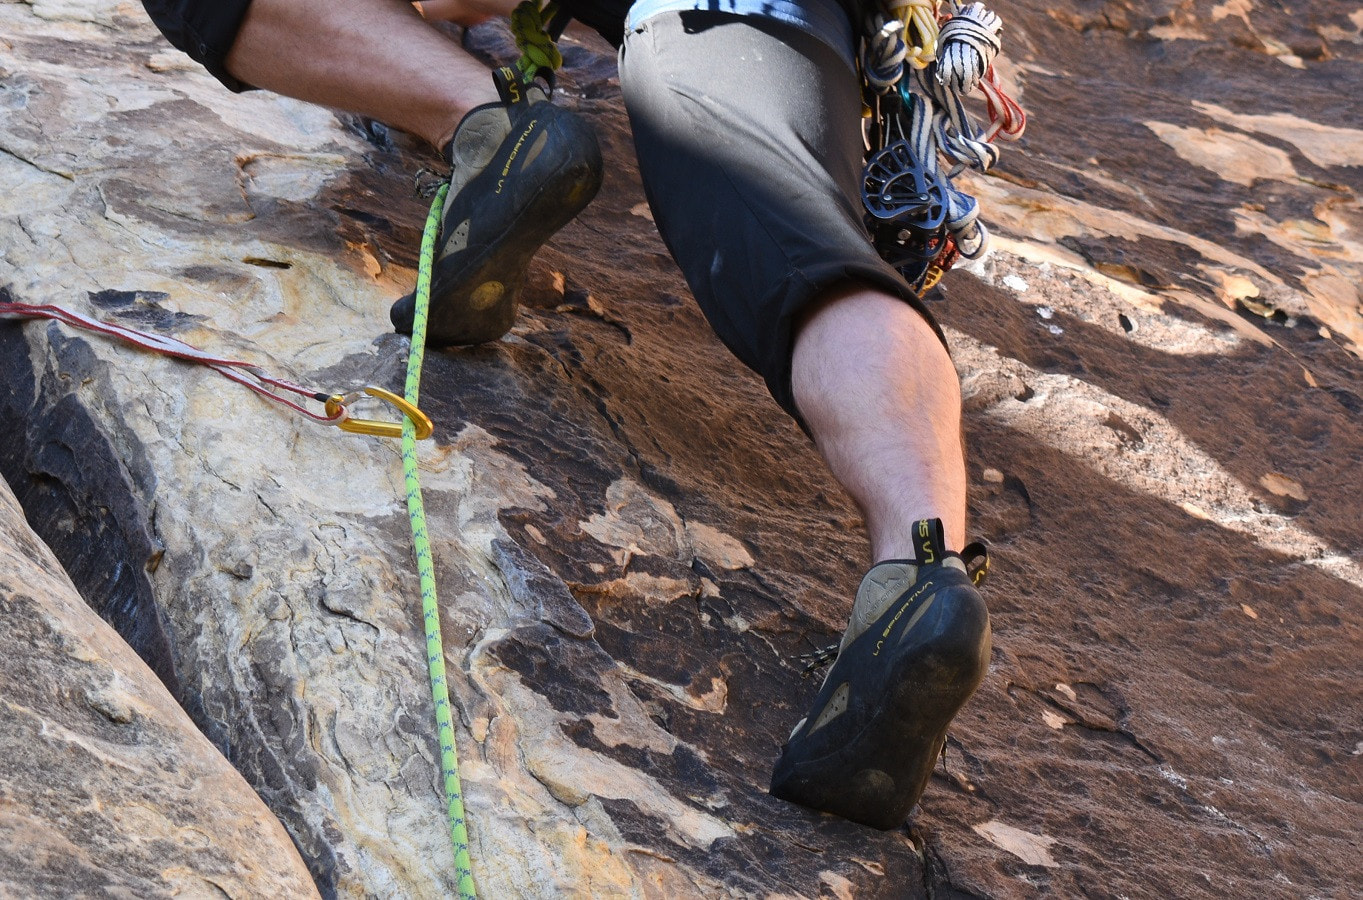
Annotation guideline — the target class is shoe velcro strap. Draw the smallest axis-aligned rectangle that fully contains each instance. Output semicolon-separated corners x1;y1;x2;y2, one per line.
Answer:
912;518;989;584
912;518;948;567
494;63;555;105
493;66;529;107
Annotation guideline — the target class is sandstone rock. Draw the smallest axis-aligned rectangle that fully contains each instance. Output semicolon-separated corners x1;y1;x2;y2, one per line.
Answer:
2;1;1362;898
0;475;318;898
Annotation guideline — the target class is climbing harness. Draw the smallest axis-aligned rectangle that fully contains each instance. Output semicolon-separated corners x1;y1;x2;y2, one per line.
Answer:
0;299;432;440
859;0;1026;293
403;184;477;899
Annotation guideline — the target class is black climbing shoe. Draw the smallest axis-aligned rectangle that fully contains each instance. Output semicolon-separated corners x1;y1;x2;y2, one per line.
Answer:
391;66;602;345
770;519;991;829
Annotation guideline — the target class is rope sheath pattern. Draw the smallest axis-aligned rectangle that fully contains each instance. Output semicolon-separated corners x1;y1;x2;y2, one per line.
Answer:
511;0;563;78
936;3;1001;95
403;183;478;900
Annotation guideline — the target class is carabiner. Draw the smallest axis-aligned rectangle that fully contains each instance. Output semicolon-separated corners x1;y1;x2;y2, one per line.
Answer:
919;264;945;295
325;386;434;440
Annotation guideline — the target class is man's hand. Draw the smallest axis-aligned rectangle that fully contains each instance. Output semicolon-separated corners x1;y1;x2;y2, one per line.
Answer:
412;0;496;26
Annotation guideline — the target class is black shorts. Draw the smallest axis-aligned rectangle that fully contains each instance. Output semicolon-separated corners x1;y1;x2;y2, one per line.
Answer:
141;0;255;92
619;11;943;422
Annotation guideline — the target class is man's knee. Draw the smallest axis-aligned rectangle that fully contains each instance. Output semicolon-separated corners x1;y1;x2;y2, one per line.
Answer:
794;280;950;363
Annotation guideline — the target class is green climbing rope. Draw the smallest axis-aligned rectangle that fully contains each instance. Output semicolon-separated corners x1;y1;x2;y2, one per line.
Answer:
403;183;477;900
510;0;562;79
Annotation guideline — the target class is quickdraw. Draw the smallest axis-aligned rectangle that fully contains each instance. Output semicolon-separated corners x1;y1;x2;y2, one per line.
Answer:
860;0;1026;294
0;299;433;440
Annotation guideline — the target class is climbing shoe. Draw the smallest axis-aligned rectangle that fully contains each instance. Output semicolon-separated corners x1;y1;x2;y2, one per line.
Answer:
390;66;603;345
770;519;991;829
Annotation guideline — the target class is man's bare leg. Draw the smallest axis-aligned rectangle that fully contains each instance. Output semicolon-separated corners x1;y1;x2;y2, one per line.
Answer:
224;0;603;346
225;0;519;149
773;283;985;829
792;283;967;560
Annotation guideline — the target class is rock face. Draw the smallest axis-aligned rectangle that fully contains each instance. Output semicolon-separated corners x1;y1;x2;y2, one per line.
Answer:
1;1;1361;898
0;472;319;897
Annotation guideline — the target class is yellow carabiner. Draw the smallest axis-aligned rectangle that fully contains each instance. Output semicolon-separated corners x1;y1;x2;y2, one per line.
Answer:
918;264;946;296
325;386;434;440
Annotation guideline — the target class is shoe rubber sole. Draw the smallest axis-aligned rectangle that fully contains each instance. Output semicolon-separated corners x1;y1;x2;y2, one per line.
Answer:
770;576;990;829
391;108;602;346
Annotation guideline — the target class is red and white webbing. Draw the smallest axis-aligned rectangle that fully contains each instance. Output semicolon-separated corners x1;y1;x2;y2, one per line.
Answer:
0;299;345;425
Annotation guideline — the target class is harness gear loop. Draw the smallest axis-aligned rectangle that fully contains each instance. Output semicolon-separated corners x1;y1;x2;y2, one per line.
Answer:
325;386;434;440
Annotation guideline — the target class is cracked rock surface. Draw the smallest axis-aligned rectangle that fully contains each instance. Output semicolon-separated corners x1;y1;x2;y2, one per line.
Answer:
0;469;318;897
1;1;1361;898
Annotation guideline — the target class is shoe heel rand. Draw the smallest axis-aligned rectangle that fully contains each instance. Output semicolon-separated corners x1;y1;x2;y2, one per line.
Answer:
892;580;990;657
769;575;989;829
863;569;985;653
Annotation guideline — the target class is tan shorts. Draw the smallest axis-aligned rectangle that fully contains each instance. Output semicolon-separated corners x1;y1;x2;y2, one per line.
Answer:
619;11;945;422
